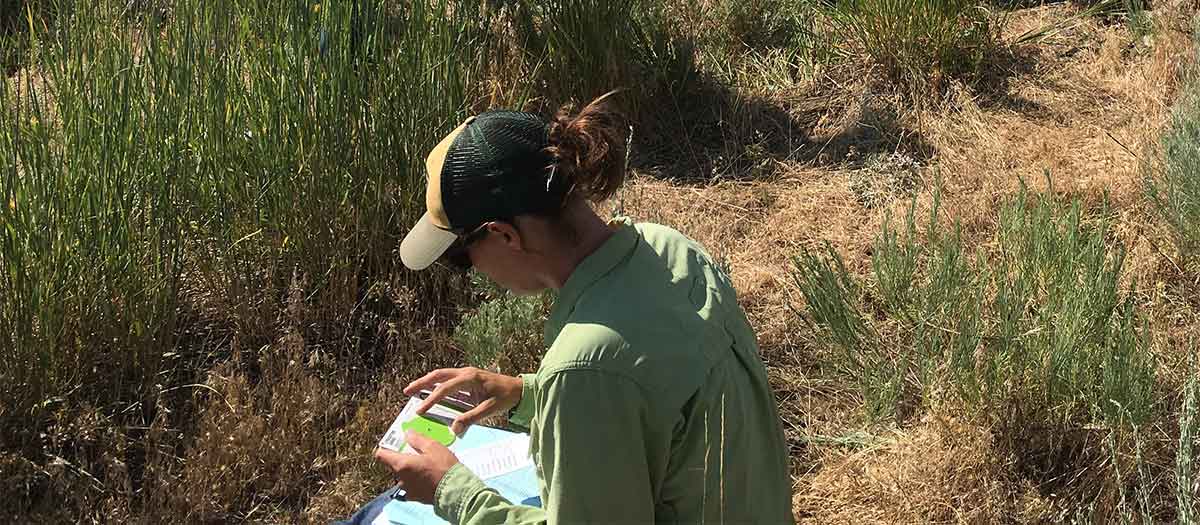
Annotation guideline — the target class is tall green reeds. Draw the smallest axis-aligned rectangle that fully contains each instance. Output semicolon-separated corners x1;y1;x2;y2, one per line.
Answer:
0;0;497;452
508;0;694;113
1;0;186;445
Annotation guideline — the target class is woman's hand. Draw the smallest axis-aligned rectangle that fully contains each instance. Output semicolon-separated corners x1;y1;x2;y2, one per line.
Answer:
404;367;524;435
375;430;460;504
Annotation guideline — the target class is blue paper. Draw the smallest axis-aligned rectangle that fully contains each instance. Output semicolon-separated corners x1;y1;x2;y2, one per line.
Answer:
337;425;540;525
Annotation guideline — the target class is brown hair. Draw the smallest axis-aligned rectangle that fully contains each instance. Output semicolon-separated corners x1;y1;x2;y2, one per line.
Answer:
543;91;629;207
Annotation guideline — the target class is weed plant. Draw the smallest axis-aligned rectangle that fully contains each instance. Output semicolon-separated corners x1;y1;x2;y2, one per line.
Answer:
818;0;1002;96
1148;24;1200;270
713;0;810;51
1124;0;1154;39
793;183;1156;429
1084;360;1200;524
453;275;549;375
1011;0;1127;45
1178;362;1198;524
794;184;1168;520
678;0;819;86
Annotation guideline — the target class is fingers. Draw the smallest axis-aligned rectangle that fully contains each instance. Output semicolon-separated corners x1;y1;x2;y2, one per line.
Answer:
451;398;496;435
405;429;435;453
405;430;459;470
375;447;397;461
374;447;415;473
415;375;472;415
403;369;456;396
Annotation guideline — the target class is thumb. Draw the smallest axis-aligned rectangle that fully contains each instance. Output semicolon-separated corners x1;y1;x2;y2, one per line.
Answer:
405;430;435;453
374;447;414;473
451;398;496;435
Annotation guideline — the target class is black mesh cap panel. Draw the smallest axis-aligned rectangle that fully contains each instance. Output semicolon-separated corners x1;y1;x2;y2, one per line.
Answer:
439;111;556;231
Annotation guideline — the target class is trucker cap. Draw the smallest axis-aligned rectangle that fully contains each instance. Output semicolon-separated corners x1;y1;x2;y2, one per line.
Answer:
400;110;560;270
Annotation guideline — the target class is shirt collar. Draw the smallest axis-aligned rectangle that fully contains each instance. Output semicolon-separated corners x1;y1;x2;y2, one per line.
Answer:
544;217;638;345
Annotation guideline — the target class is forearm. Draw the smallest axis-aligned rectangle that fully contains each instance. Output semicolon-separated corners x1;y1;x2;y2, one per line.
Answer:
435;464;545;525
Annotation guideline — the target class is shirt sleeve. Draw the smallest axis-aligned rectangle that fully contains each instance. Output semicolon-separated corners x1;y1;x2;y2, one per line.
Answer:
435;367;656;525
433;464;546;525
536;367;656;524
507;373;539;429
432;371;545;525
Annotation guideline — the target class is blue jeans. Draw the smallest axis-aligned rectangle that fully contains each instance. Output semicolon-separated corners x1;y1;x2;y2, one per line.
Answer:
332;491;394;525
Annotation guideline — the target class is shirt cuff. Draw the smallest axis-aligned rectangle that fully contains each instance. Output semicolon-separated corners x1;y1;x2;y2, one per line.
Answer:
507;373;538;429
434;462;490;524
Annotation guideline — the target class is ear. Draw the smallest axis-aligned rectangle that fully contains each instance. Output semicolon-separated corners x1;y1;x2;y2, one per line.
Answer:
487;221;524;252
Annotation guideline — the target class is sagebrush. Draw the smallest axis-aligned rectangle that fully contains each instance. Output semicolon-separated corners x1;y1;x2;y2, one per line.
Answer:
1148;23;1200;269
794;184;1155;429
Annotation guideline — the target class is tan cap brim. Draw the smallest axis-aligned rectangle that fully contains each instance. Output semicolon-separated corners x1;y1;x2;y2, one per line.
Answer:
400;212;459;270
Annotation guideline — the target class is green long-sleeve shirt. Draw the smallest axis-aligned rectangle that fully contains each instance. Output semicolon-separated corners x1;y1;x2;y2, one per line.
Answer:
434;218;794;524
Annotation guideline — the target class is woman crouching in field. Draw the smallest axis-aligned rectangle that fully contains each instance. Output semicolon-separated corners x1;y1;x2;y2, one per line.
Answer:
377;94;795;524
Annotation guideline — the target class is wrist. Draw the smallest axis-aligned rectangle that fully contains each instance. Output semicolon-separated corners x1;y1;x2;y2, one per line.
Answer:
507;373;538;427
510;374;526;403
501;375;523;416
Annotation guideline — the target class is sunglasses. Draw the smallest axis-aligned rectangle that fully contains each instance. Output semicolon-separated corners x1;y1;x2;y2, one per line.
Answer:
438;222;492;271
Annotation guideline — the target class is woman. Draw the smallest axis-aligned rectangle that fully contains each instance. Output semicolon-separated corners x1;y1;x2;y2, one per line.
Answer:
377;94;794;524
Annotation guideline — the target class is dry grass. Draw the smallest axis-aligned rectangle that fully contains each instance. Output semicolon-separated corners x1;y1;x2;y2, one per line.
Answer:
794;415;1048;524
627;2;1196;351
4;2;1197;523
620;2;1198;522
92;3;1200;522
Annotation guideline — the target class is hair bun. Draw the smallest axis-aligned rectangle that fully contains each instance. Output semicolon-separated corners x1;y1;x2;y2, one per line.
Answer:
544;92;629;205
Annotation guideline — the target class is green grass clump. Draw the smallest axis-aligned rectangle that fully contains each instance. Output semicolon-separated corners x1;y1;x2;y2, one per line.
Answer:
508;0;695;114
793;183;1156;429
679;0;817;85
1178;357;1199;524
1147;24;1200;269
712;0;809;51
819;0;1002;96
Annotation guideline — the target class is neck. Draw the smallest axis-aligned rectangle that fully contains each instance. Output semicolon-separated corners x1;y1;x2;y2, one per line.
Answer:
544;202;614;290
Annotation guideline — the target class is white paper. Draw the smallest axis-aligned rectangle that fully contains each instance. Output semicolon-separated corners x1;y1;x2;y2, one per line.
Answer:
456;434;532;480
378;397;462;452
376;396;532;481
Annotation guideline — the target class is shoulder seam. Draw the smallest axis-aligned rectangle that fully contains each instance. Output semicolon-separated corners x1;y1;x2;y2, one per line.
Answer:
539;361;648;393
